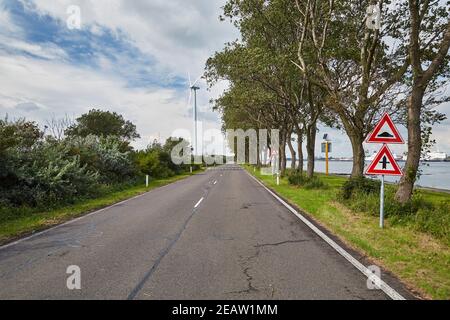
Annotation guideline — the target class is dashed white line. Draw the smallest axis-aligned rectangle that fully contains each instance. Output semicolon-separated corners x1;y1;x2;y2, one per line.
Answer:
194;197;204;209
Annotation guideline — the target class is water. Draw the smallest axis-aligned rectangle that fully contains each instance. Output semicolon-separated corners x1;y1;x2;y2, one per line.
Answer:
286;160;450;190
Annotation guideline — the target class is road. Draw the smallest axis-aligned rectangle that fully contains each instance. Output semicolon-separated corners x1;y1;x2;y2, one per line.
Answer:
0;165;406;299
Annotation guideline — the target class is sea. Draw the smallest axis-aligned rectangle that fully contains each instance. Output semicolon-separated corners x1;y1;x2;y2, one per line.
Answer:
286;160;450;191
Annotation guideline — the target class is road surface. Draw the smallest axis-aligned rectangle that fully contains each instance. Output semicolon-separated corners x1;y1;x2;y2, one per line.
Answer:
0;165;407;299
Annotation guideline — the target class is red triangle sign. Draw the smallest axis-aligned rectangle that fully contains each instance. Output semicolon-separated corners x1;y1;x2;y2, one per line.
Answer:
366;145;403;176
366;113;404;144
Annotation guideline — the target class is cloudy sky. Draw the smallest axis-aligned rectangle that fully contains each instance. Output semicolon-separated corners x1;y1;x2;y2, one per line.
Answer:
0;0;448;157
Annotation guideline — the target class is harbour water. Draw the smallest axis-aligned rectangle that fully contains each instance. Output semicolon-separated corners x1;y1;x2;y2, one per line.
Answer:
287;160;450;191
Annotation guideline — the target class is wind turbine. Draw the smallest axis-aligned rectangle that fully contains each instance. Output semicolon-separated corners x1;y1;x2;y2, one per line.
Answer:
188;73;202;157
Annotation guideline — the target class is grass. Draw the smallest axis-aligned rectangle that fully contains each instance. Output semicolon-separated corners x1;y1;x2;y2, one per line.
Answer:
0;171;200;245
246;166;450;300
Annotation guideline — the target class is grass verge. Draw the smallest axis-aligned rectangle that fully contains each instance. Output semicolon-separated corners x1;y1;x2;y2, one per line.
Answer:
245;166;450;300
0;171;201;246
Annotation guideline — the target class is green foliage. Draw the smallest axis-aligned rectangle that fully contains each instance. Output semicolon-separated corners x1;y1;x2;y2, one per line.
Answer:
339;184;450;245
414;201;450;242
339;177;381;200
288;171;327;190
135;138;196;179
0;116;139;208
65;135;137;183
0;117;41;154
65;109;140;142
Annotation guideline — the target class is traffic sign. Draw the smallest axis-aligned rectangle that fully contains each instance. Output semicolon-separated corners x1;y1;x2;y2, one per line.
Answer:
366;113;404;144
365;144;403;176
321;142;332;153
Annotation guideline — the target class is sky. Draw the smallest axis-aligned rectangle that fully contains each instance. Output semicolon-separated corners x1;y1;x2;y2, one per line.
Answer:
0;0;448;157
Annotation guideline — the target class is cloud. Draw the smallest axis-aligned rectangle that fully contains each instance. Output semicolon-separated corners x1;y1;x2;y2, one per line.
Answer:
0;52;224;150
18;0;239;73
0;0;237;150
15;102;41;112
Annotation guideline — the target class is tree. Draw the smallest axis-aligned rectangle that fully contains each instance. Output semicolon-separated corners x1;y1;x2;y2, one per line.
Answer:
208;0;326;175
395;0;450;203
65;109;140;141
294;0;409;178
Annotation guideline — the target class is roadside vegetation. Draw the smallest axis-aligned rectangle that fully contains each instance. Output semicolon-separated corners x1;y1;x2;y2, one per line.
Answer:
207;0;449;204
0;110;200;244
246;166;450;300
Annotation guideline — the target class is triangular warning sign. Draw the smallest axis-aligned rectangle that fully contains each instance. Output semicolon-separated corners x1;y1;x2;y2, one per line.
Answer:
366;145;403;176
366;113;404;144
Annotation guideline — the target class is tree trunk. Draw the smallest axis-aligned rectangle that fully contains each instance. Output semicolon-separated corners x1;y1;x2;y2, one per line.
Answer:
349;132;365;178
297;134;304;174
395;87;424;203
306;122;317;179
287;133;296;170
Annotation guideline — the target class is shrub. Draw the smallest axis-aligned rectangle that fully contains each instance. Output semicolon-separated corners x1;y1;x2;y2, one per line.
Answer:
304;176;327;189
339;176;381;200
414;201;450;244
135;138;197;179
288;171;327;189
342;188;423;217
338;181;449;244
288;171;308;186
65;135;137;183
136;150;175;179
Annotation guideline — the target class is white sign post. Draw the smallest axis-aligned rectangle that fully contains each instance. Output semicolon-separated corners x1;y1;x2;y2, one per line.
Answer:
380;174;385;228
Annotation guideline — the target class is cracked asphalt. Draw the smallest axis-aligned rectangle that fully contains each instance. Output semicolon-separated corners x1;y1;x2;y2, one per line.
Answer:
0;165;393;299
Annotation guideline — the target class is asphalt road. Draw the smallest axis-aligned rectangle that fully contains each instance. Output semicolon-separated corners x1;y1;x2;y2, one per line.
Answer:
0;165;402;299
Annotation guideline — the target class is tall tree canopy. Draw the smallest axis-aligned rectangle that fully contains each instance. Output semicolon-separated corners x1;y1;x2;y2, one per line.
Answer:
65;109;140;141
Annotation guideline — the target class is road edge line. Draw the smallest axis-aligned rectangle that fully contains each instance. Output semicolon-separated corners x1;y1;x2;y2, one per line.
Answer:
246;170;406;301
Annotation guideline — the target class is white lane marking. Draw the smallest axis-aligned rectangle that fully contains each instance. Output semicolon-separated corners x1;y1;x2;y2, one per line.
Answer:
194;197;204;209
0;175;196;251
246;171;406;301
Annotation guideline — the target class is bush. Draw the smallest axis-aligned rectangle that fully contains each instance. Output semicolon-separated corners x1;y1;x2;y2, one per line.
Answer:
414;201;450;244
136;150;175;179
288;171;327;189
339;176;381;200
0;139;100;207
135;138;197;179
288;171;308;186
338;181;449;244
66;135;137;183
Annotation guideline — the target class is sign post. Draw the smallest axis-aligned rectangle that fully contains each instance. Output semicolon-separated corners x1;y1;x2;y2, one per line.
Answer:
365;113;405;229
380;174;385;228
322;134;332;176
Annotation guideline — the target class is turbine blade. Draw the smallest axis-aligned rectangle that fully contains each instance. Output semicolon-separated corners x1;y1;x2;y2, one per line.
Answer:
188;90;192;107
192;75;202;87
188;72;192;87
